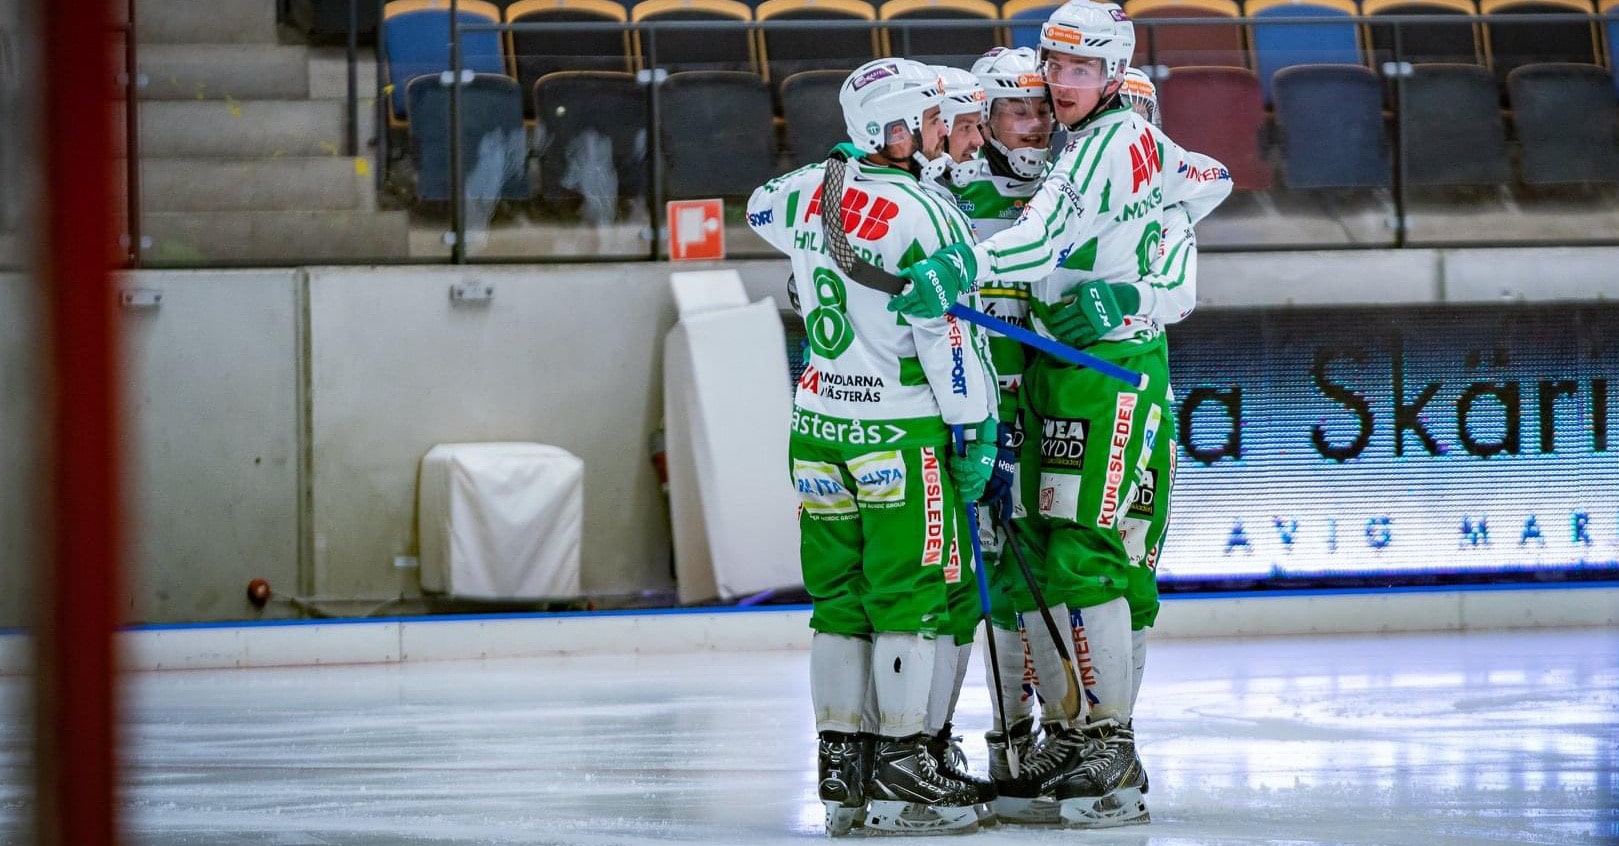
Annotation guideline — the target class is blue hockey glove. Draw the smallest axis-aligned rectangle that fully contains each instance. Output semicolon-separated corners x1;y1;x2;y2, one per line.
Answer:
980;421;1021;520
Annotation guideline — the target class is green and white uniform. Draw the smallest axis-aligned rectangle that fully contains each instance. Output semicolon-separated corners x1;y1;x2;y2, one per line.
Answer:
748;156;997;640
949;171;1043;632
964;105;1231;629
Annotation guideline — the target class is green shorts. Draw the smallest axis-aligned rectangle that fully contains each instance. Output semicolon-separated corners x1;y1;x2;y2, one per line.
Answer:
1018;340;1176;629
791;438;964;638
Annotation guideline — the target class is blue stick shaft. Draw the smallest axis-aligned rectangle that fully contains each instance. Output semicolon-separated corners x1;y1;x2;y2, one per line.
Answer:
947;303;1149;391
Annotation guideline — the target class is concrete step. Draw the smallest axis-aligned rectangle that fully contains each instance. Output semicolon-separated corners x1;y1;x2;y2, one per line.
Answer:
135;157;376;213
136;0;278;44
129;99;372;158
142;210;411;263
308;46;379;101
138;45;311;101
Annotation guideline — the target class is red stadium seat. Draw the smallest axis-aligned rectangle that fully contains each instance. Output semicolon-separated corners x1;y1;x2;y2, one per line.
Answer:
1158;66;1272;190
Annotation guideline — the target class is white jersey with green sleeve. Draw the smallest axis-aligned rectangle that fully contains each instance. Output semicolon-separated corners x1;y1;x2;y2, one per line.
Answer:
964;105;1232;349
747;156;997;450
949;171;1042;419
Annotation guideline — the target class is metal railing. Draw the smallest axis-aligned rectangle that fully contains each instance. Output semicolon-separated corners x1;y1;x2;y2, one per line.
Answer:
262;6;1619;263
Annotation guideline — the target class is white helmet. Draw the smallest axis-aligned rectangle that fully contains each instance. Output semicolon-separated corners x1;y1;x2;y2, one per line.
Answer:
933;65;987;131
1039;0;1135;81
973;47;1047;102
932;65;990;187
972;47;1052;180
1120;67;1160;128
840;58;951;181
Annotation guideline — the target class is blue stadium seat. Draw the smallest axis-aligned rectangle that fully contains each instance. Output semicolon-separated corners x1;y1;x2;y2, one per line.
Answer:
407;73;530;202
383;0;508;124
1272;64;1392;188
1247;0;1364;102
1507;63;1619;184
1003;0;1062;49
1606;0;1619;95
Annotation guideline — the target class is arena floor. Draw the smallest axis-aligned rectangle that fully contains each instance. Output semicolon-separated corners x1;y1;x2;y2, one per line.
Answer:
5;626;1616;845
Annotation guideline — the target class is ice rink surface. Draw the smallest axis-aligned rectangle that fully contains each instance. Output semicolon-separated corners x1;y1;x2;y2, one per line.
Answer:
4;626;1617;845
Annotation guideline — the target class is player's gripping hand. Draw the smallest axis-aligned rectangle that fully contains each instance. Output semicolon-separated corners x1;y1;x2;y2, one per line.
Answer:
980;422;1020;520
887;243;978;319
948;419;999;503
1045;281;1141;348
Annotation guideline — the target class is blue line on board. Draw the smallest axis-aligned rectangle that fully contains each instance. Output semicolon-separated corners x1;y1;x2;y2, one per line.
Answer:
0;580;1610;638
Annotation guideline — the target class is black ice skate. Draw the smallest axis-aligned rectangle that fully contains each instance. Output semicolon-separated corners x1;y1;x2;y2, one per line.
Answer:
862;733;979;835
1055;719;1150;828
926;723;997;826
985;718;1060;824
817;731;869;836
995;721;1100;812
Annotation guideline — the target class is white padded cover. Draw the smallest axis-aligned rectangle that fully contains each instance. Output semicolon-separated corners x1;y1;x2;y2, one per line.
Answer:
664;288;801;603
418;442;584;599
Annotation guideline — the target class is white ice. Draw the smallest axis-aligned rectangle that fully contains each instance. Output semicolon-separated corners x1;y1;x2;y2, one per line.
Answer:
5;627;1618;845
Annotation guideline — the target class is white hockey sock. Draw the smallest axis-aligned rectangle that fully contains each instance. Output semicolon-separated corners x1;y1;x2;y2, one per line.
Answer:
1130;627;1149;715
873;632;936;738
924;638;962;736
945;641;972;725
810;632;871;734
1024;603;1079;726
1072;597;1134;724
985;624;1034;726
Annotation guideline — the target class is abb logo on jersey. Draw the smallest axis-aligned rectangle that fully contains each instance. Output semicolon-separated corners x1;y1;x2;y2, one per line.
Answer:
805;184;900;241
1129;130;1161;193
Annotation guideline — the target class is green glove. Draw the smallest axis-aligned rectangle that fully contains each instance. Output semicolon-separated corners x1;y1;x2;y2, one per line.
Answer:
887;242;978;319
1043;281;1141;348
948;419;999;503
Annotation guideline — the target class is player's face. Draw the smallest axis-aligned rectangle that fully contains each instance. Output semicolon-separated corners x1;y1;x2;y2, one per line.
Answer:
946;112;985;163
1044;54;1115;126
919;106;948;161
990;98;1053;150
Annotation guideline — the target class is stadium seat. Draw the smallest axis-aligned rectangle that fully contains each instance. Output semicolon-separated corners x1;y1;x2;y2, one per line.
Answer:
533;71;649;208
632;0;756;74
1124;0;1247;70
879;0;1001;69
1507;63;1619;183
407;73;530;202
1605;0;1619;96
506;0;632;118
1481;0;1599;86
658;71;777;198
756;0;878;93
1400;64;1510;184
1003;0;1063;49
1247;0;1364;102
780;69;851;166
1272;64;1392;188
383;0;507;124
1363;0;1482;66
1158;66;1272;190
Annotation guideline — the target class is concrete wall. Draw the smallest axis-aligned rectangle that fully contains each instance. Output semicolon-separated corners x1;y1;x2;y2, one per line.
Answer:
305;266;675;601
6;247;1617;624
120;270;301;622
0;272;40;629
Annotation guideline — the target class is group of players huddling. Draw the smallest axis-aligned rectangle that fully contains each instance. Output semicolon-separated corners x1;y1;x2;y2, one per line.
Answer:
747;0;1233;834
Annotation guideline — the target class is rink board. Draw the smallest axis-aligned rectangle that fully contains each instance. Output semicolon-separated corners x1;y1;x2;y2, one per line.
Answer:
0;583;1613;673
